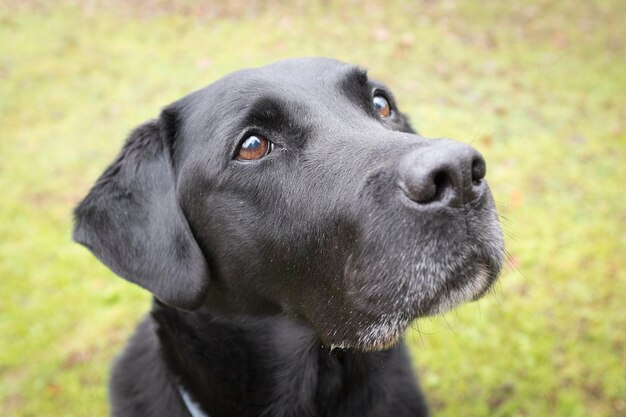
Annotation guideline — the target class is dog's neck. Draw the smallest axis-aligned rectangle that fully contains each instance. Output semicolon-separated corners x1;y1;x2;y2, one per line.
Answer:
151;300;399;417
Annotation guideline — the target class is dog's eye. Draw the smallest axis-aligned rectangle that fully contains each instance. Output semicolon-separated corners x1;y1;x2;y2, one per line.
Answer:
373;94;391;118
236;134;272;161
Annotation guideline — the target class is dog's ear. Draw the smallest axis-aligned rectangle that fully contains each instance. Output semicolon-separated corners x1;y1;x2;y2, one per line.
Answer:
73;109;209;310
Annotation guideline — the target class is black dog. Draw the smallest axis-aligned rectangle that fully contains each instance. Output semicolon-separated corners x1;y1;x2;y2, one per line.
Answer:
73;58;504;417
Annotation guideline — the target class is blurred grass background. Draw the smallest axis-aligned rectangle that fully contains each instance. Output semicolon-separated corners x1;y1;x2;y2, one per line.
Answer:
0;0;625;416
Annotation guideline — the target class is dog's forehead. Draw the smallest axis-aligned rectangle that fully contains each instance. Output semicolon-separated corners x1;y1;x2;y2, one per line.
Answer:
202;58;364;102
236;57;358;88
174;58;370;138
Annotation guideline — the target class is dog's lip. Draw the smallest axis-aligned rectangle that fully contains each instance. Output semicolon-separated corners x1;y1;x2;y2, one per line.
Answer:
470;261;498;300
420;260;498;317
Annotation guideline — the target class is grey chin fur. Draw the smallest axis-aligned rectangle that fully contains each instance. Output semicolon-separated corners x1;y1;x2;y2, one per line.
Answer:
333;213;504;350
325;313;412;352
425;261;493;316
335;258;499;351
327;261;498;352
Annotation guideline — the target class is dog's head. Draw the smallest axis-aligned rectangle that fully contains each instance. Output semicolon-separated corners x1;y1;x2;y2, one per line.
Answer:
74;58;504;351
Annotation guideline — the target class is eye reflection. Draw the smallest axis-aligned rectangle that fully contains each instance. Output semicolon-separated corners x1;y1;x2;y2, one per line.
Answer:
236;134;271;161
373;95;391;118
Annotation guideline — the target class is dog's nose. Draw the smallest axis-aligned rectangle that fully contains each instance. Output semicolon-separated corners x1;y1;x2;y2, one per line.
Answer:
398;140;486;207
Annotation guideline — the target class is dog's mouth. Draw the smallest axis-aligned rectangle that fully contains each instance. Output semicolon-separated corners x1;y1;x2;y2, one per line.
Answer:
317;250;502;352
423;260;494;315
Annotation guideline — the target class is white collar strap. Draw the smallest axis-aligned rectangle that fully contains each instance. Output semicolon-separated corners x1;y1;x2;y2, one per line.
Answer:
178;386;210;417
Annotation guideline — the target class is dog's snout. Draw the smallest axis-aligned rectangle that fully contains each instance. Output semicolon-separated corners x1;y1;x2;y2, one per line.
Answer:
398;140;486;207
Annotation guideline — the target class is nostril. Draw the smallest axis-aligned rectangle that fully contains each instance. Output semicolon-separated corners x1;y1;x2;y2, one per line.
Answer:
401;169;455;205
471;155;486;185
432;171;452;202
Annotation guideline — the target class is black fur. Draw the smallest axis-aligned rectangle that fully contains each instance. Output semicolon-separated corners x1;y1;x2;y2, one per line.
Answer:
74;58;504;417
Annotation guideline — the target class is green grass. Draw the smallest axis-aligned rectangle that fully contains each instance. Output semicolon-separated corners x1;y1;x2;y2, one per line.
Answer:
1;1;624;415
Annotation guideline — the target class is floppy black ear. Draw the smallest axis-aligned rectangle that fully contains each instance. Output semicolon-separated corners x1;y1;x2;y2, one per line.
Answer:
73;112;209;310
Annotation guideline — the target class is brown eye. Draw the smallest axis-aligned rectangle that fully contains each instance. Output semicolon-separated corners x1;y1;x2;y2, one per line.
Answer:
373;95;391;118
236;134;272;161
